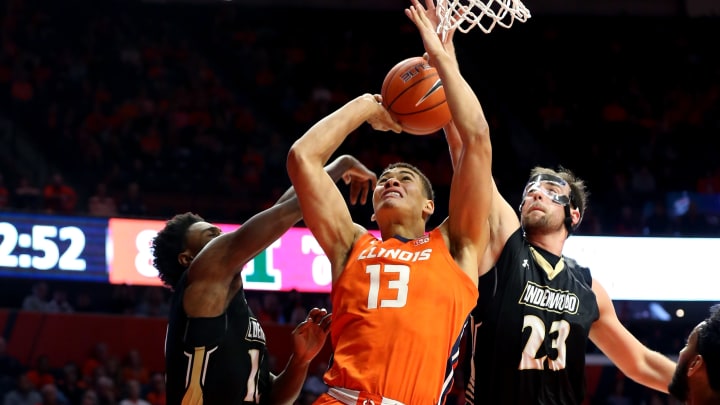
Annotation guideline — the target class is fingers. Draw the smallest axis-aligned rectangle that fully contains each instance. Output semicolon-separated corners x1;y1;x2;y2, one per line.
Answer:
446;24;456;43
382;110;403;133
319;312;332;332
410;1;430;26
424;0;436;13
405;1;424;25
349;178;360;205
368;172;377;191
391;122;403;133
406;4;421;25
306;307;328;323
358;181;369;205
301;308;332;333
344;163;377;206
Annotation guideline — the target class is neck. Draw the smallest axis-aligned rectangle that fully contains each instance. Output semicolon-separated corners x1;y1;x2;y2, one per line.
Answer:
378;220;426;241
688;389;720;405
525;232;565;256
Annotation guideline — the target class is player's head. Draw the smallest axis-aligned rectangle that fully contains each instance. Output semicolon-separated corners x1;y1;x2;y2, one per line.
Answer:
669;305;720;402
373;162;435;224
519;166;588;237
151;212;220;289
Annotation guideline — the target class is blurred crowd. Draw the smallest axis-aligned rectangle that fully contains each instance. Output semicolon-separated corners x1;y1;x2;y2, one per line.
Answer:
0;337;168;405
0;0;717;236
6;280;331;325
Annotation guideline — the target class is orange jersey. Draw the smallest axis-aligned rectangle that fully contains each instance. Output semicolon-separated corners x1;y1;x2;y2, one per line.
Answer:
323;228;478;405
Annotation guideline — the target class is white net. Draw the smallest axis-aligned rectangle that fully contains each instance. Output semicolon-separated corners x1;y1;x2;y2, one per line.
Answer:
436;0;531;38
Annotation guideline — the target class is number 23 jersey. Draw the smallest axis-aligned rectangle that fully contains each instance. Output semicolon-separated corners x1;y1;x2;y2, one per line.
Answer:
465;228;600;405
324;228;478;405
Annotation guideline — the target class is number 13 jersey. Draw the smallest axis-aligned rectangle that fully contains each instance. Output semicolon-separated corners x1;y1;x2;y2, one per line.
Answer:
323;228;478;405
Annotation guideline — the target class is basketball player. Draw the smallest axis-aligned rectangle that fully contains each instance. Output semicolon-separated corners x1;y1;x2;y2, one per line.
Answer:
411;0;678;400
456;164;678;404
286;2;493;403
152;154;376;405
669;305;720;404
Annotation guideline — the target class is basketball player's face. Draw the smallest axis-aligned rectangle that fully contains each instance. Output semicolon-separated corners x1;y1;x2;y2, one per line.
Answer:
668;321;703;402
374;168;428;216
520;176;571;234
184;222;222;257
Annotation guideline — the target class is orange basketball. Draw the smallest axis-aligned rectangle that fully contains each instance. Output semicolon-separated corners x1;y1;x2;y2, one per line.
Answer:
381;56;451;135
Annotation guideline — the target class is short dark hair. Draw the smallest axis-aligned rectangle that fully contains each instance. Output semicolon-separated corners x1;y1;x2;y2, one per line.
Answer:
528;166;589;230
381;162;434;201
699;304;720;392
151;212;205;289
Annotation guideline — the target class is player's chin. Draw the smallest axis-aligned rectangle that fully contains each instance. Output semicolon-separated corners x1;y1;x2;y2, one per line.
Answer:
520;218;543;233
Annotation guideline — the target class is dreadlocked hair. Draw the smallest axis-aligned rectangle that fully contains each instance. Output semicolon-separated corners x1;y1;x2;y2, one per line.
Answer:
151;212;205;289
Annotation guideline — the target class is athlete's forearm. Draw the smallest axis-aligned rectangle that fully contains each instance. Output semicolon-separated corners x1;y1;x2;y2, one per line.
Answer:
267;354;312;405
633;349;675;393
289;94;378;169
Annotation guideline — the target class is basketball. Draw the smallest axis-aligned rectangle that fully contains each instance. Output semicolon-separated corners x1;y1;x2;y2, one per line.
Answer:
381;56;451;135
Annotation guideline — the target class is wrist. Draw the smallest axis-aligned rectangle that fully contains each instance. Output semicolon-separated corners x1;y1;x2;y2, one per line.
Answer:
357;94;382;114
358;93;378;104
287;353;313;370
326;154;359;183
430;52;455;68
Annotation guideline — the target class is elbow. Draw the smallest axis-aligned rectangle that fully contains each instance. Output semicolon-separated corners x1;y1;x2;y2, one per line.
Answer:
286;146;306;180
462;126;492;156
456;115;489;143
473;118;490;141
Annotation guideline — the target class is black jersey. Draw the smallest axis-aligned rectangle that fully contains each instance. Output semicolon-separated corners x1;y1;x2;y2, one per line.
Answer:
165;272;272;405
464;228;600;405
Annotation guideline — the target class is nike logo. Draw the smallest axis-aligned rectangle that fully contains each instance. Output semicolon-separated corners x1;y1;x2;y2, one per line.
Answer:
415;79;444;107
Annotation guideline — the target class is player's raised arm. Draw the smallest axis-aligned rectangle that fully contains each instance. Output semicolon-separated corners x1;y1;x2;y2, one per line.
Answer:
444;120;520;275
406;0;492;278
195;155;374;282
287;94;401;280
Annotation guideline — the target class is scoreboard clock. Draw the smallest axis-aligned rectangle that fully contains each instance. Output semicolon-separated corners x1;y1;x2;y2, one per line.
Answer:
0;212;109;282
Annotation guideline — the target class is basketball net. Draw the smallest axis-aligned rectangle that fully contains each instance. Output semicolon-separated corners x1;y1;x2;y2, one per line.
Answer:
436;0;531;39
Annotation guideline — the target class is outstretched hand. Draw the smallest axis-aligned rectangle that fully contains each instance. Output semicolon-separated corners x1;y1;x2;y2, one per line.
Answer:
341;156;378;206
405;0;457;66
290;307;332;365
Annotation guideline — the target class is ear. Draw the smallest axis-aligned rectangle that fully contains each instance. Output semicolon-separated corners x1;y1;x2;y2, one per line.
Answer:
178;251;194;268
688;355;704;377
371;213;377;222
571;207;581;226
423;199;435;217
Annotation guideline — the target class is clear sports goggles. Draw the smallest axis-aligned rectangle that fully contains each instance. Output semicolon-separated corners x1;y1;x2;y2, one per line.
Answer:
522;174;571;206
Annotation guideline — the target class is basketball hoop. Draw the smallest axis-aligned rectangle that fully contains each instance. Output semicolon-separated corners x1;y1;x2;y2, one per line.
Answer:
436;0;531;39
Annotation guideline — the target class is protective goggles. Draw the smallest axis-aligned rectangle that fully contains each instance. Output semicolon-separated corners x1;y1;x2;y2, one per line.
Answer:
522;174;572;206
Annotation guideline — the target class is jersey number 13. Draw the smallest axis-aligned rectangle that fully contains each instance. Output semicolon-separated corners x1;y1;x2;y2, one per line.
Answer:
365;264;410;309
